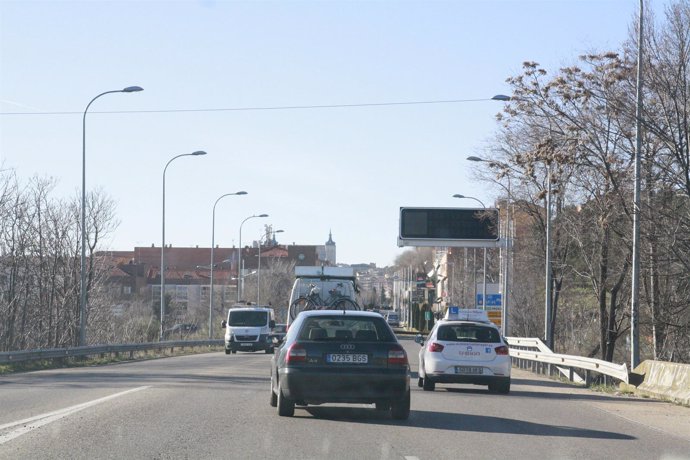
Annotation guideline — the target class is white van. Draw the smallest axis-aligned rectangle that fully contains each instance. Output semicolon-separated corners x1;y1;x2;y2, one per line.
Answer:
221;305;275;354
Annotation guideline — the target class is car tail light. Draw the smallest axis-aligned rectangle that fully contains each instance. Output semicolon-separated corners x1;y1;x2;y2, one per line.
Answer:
428;342;444;352
388;345;408;365
495;345;509;355
286;343;306;364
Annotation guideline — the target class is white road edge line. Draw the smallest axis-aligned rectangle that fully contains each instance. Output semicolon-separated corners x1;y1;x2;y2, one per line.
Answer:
0;386;150;445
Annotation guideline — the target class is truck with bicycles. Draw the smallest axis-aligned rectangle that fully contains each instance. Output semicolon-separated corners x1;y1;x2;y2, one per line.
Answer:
286;266;361;328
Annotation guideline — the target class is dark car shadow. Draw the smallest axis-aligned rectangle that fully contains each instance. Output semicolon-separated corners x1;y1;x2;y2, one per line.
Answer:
423;376;666;406
439;385;626;403
297;406;635;440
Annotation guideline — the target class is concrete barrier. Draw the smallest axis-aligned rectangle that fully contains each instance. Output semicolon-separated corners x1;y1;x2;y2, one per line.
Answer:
620;360;690;406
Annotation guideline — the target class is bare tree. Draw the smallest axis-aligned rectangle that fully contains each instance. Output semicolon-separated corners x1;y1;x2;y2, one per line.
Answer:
255;258;296;323
0;173;119;351
631;1;690;361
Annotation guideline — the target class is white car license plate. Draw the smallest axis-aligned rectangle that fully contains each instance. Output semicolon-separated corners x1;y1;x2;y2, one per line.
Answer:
326;353;368;364
240;343;252;346
455;366;483;375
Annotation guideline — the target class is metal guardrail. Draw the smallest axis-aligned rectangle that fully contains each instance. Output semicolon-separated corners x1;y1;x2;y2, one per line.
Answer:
507;337;552;352
506;337;629;385
1;335;629;386
0;339;224;364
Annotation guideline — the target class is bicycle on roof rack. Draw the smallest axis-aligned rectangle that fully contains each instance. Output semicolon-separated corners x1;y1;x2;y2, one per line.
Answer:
288;282;359;321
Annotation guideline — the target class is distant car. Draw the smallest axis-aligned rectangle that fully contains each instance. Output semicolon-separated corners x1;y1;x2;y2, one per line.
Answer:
386;312;400;327
270;310;410;419
271;323;287;343
416;308;511;393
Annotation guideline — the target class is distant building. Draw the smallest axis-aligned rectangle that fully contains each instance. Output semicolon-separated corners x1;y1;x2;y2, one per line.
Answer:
97;241;327;311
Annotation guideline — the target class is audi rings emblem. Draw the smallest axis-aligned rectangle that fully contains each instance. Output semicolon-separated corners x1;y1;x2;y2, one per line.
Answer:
340;344;355;350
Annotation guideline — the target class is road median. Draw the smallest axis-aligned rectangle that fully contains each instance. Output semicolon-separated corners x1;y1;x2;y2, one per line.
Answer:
620;360;690;406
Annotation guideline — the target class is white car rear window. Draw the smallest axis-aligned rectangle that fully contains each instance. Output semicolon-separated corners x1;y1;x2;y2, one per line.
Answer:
437;325;500;343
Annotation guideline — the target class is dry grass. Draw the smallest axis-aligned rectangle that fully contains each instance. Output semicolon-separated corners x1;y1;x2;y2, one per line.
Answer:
0;345;224;375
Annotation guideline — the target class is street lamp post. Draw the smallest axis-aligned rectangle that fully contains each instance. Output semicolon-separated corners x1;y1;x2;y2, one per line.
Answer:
209;191;247;339
257;229;284;304
468;94;514;328
466;155;513;336
630;0;644;369
468;153;554;345
453;194;488;310
80;86;143;346
500;182;513;337
471;95;571;346
161;151;207;341
237;214;268;302
544;162;554;349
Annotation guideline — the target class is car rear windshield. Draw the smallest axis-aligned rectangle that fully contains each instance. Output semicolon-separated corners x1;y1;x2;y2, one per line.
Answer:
437;324;501;343
298;316;395;342
228;310;268;327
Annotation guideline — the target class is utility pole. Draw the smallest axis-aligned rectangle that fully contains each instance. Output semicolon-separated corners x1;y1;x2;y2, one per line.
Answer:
545;162;553;350
631;0;644;369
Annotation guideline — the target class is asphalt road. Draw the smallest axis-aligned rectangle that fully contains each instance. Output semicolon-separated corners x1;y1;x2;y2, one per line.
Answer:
0;336;688;460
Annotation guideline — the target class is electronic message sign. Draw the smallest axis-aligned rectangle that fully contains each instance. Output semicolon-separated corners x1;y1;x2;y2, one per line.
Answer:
398;207;500;248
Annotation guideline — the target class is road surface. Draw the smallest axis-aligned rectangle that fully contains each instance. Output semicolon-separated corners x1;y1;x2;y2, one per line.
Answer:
1;336;688;459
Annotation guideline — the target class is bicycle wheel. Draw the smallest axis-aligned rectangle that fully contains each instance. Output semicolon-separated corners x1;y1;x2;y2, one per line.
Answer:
289;297;309;320
306;297;321;309
330;298;359;311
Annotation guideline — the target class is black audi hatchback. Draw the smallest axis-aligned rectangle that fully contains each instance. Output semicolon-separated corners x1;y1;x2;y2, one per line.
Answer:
270;310;410;419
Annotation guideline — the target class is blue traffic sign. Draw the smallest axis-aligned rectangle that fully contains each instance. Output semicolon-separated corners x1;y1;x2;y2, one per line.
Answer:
476;293;502;307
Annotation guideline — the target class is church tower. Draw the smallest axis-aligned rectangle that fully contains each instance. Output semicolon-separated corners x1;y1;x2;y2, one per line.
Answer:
325;230;336;265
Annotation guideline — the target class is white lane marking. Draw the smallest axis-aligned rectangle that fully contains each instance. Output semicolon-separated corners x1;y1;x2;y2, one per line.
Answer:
0;386;150;444
404;457;421;460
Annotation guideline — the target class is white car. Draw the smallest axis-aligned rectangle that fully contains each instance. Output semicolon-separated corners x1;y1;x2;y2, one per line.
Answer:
385;311;400;327
416;308;511;393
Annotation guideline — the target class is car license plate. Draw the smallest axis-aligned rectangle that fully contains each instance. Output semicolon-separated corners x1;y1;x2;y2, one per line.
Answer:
326;353;368;364
240;343;252;346
455;366;483;375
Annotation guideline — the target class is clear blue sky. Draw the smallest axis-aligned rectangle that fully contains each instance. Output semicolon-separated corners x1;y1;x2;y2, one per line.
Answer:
0;0;663;267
